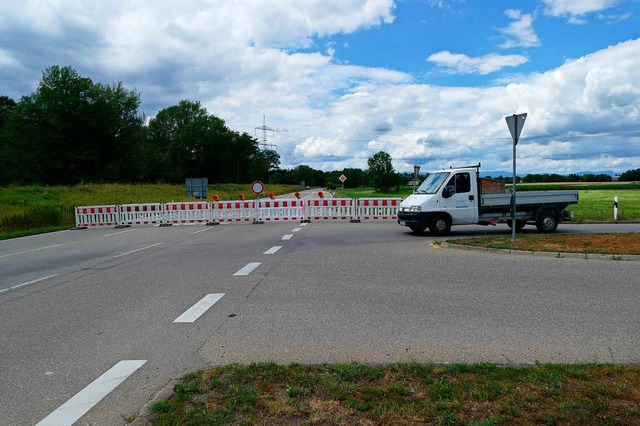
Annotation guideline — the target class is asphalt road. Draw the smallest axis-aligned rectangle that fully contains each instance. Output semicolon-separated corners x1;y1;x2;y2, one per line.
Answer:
0;221;638;425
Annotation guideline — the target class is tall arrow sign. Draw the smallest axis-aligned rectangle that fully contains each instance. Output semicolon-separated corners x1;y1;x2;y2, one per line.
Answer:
505;113;527;243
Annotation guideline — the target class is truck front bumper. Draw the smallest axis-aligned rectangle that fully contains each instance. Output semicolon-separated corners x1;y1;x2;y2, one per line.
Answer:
397;211;435;228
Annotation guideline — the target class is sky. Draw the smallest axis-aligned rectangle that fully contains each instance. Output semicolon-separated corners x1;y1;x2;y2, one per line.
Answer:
1;0;640;175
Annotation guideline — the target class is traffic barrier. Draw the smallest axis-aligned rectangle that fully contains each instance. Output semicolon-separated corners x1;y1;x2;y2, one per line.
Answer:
119;203;164;226
212;200;257;223
73;197;405;228
75;205;119;227
257;199;305;222
356;198;401;222
306;199;355;222
165;202;212;225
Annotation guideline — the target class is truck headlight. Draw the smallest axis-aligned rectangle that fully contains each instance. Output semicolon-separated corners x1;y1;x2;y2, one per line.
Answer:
409;206;421;212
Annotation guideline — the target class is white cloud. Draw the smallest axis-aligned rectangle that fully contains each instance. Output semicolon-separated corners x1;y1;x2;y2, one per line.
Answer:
427;51;529;75
542;0;618;24
498;9;540;48
1;1;639;174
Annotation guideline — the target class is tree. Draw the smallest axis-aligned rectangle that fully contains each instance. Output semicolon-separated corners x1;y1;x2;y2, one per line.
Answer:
367;151;396;191
619;168;640;181
1;66;143;184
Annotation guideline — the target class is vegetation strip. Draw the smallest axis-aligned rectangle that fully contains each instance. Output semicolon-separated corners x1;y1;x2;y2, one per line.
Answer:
448;233;640;256
148;362;640;425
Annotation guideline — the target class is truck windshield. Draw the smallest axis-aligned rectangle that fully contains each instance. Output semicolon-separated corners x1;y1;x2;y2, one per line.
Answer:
415;172;450;194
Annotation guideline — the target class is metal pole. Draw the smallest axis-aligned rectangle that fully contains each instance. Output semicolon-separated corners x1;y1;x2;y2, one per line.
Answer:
511;115;518;243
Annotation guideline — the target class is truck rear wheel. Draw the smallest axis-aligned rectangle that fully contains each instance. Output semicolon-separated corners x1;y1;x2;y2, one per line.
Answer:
536;212;558;233
429;215;451;236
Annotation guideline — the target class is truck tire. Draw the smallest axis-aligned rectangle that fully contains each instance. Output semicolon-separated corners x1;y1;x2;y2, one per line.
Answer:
535;211;558;233
507;219;526;232
429;215;451;236
409;224;427;233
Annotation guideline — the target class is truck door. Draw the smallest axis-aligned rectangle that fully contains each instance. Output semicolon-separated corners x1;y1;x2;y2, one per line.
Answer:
440;172;478;224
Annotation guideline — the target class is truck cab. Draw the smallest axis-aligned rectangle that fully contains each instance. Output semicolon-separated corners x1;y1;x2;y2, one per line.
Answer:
398;167;479;235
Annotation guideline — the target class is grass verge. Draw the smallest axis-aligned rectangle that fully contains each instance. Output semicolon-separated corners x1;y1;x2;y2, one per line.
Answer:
448;233;640;256
148;362;640;425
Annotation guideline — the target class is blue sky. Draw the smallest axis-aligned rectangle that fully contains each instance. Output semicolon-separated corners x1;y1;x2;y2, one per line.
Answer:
1;0;640;174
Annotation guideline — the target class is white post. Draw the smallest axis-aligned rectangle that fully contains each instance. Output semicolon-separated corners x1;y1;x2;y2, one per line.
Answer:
614;196;618;221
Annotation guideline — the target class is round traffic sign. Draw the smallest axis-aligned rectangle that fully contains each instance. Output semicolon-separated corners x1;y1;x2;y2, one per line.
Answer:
251;181;264;195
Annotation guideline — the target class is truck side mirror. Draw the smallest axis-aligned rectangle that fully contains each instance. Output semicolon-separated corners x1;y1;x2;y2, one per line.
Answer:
443;186;454;198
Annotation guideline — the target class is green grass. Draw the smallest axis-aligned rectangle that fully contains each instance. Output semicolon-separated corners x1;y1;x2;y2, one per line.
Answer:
148;362;640;425
0;183;300;235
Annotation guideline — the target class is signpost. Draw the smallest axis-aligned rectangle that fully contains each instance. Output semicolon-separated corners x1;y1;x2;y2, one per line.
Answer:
339;174;347;190
505;113;527;243
185;178;208;200
413;165;420;193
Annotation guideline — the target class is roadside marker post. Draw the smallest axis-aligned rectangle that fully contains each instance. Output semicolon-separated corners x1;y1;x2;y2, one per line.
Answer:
614;196;619;221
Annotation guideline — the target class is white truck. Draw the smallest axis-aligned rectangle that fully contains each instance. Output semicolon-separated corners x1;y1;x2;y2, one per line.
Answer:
397;164;579;235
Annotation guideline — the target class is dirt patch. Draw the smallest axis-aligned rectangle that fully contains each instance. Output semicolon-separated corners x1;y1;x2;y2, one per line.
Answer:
453;233;640;255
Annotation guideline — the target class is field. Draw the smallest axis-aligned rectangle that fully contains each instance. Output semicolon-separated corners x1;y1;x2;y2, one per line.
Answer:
0;183;638;238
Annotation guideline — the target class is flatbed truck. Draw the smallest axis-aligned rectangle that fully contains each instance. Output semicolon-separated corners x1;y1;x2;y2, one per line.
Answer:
397;164;579;235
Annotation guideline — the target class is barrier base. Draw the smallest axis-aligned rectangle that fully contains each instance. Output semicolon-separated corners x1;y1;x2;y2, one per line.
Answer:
253;220;264;225
159;223;173;227
301;219;312;223
206;222;219;226
70;226;88;231
114;224;131;229
350;219;361;223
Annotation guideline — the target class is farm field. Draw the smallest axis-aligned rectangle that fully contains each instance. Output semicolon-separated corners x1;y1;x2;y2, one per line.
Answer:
0;183;638;238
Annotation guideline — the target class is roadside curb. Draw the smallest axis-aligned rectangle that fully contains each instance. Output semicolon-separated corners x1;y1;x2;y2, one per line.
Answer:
130;379;179;425
440;242;640;261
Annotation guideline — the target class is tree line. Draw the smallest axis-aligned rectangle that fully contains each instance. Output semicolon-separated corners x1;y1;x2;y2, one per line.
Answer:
1;65;638;188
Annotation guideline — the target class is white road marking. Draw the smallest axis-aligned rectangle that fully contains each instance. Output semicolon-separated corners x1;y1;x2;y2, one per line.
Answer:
282;234;293;240
264;246;282;255
191;227;214;235
103;229;135;237
233;262;261;276
173;293;225;323
36;360;146;426
7;274;60;292
292;227;302;232
300;223;308;227
113;242;163;258
0;244;63;259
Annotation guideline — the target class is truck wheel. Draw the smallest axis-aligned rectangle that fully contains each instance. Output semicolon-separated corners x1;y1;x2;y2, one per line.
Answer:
507;219;526;232
536;212;558;233
429;215;451;236
409;224;427;233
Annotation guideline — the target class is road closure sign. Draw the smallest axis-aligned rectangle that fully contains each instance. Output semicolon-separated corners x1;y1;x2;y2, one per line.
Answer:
251;181;265;195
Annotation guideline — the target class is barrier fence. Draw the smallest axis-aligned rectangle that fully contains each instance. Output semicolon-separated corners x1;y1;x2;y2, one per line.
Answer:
74;198;403;229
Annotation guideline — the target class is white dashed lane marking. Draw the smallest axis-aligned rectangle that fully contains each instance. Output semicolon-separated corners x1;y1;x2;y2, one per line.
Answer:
233;262;261;276
36;360;146;426
0;244;63;259
173;293;225;323
0;274;60;295
281;234;293;240
264;246;282;255
113;242;164;258
292;227;302;232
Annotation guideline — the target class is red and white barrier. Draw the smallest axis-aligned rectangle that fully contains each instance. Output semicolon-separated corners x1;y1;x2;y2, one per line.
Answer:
75;205;119;227
165;202;212;225
356;198;400;222
212;200;257;223
306;199;355;221
73;197;404;228
119;203;164;226
257;199;305;222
